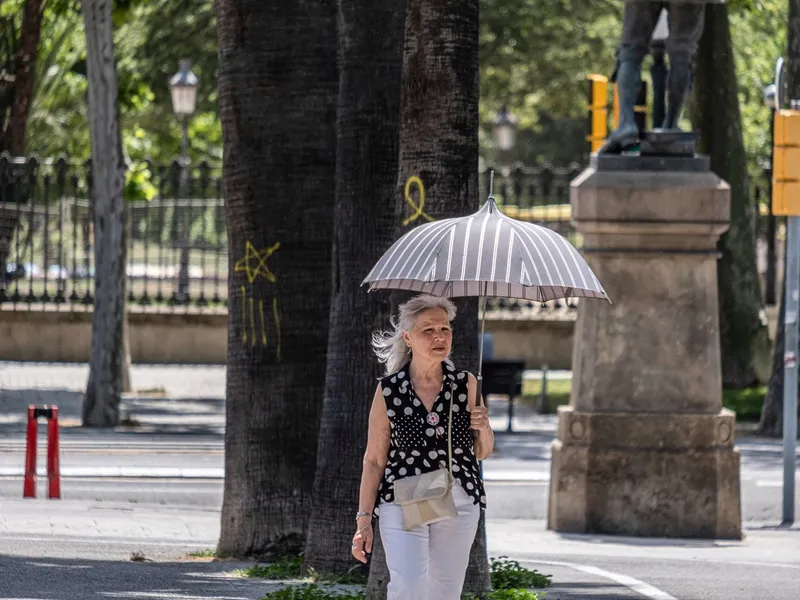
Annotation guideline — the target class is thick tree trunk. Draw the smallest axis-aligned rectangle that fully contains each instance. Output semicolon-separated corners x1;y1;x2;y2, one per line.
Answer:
215;0;337;557
81;0;127;428
8;0;43;156
693;2;771;389
759;0;800;436
302;0;404;576
0;0;43;276
366;0;491;596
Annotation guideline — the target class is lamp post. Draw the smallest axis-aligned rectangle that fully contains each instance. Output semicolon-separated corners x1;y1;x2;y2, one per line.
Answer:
168;60;199;304
491;104;518;159
764;83;777;306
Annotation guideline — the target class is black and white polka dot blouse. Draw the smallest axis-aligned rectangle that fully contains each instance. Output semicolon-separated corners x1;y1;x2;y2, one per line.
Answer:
376;361;486;513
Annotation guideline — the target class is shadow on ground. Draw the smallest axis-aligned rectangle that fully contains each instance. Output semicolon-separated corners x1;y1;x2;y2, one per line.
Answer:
0;553;277;600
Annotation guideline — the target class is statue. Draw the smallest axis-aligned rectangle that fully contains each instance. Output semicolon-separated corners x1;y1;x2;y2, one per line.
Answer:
599;0;727;155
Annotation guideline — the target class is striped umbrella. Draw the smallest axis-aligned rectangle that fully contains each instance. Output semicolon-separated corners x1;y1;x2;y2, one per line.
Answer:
363;174;609;403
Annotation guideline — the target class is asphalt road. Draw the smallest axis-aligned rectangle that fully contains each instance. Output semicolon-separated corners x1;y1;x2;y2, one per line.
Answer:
0;432;797;522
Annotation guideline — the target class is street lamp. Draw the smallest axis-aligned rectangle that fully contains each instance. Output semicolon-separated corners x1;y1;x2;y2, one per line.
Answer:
764;82;778;306
491;105;518;154
168;60;199;305
169;60;199;164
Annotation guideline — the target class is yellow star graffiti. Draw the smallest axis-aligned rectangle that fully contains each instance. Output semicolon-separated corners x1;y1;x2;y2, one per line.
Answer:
234;241;281;284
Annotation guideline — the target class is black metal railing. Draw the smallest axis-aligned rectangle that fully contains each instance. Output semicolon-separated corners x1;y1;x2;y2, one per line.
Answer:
4;156;775;314
0;155;227;309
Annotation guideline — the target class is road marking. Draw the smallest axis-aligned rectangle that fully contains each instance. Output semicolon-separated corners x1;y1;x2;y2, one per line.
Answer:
0;534;213;548
524;559;678;600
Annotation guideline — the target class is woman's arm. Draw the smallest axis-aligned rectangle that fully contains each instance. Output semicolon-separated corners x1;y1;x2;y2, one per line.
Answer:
468;373;494;460
358;384;391;517
353;384;391;562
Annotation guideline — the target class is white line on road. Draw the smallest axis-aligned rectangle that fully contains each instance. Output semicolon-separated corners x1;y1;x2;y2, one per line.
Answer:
0;534;213;548
525;559;678;600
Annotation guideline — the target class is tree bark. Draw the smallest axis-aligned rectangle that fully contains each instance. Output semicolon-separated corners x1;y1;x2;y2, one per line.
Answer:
81;0;128;428
693;2;771;389
8;0;43;156
214;0;337;557
302;0;404;576
759;0;800;436
366;0;490;596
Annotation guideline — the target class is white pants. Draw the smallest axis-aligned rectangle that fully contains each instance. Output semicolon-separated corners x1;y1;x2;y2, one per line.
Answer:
379;481;480;600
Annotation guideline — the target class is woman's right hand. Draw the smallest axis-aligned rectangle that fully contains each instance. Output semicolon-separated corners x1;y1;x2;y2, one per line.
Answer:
351;519;373;563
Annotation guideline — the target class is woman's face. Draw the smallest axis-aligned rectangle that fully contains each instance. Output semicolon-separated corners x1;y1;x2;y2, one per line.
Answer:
403;307;452;363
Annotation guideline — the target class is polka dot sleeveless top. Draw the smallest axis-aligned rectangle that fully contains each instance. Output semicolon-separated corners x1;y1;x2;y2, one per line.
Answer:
376;361;486;513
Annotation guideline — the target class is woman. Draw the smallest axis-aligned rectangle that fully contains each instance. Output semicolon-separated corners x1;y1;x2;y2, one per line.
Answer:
351;294;494;600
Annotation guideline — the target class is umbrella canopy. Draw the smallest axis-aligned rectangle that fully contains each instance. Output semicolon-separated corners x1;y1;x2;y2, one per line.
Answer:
363;196;609;303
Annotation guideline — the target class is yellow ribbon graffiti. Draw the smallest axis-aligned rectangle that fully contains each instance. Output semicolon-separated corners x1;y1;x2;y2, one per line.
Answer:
402;176;435;226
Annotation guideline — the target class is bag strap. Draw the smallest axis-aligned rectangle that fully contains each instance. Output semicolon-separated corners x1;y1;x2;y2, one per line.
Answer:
446;377;454;476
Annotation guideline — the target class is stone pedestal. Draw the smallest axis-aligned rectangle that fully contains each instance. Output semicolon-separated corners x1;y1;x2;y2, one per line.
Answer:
547;157;742;539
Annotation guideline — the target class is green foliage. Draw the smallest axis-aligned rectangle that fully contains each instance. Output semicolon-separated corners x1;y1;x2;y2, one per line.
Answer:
238;554;367;586
463;591;541;600
239;555;304;580
490;557;552;590
259;584;364;600
722;386;767;422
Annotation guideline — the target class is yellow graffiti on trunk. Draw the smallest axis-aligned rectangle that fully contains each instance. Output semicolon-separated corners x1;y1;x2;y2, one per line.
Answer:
402;176;435;226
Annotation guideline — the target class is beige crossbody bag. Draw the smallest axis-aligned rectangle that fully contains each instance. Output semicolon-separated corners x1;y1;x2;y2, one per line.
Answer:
392;383;457;530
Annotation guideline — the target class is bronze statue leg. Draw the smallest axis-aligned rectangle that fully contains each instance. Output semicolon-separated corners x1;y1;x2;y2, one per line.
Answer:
663;4;706;129
599;1;663;154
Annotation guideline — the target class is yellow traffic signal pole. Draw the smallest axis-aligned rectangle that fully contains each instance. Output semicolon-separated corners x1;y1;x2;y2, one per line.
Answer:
587;74;608;153
771;57;799;526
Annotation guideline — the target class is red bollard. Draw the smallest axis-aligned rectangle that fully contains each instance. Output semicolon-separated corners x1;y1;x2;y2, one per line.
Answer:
22;405;61;500
23;406;37;498
47;406;60;499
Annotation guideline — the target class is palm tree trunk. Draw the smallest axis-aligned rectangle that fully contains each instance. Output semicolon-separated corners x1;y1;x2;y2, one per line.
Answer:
759;0;800;436
81;0;127;428
214;0;337;557
693;2;771;389
367;0;490;596
0;0;44;282
302;0;404;576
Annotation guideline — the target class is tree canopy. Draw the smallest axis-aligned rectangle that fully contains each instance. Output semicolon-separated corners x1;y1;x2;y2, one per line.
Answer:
5;0;787;179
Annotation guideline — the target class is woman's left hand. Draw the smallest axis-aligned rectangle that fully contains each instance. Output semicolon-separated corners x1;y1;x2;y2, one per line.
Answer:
470;405;490;431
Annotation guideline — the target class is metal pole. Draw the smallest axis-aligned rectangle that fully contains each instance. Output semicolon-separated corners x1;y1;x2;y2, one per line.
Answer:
783;214;799;525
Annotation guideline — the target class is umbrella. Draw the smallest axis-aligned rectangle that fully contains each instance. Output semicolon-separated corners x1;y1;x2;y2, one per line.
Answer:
363;172;610;403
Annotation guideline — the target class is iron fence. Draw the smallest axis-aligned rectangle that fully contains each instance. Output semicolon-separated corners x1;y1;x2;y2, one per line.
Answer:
0;156;228;308
0;155;779;314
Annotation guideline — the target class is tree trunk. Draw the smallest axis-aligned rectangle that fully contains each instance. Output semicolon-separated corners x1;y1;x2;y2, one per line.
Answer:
81;0;128;428
0;0;43;277
693;2;771;389
215;0;337;557
302;0;404;576
759;0;800;436
8;0;43;156
366;0;491;596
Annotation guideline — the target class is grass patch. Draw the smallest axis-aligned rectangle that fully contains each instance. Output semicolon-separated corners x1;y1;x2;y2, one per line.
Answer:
259;584;364;600
255;556;550;600
240;555;367;586
722;386;765;422
239;555;303;580
184;548;225;561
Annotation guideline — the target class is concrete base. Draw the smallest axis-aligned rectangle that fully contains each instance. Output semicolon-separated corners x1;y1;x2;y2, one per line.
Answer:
548;165;743;540
548;406;742;539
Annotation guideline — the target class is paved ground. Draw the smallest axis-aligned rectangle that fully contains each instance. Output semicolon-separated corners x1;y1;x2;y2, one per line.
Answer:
2;361;800;600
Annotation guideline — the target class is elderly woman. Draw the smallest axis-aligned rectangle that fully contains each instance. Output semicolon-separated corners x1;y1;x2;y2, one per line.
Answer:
351;294;494;600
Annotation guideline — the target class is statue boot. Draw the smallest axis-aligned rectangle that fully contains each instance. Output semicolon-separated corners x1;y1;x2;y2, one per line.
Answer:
599;60;641;154
662;61;693;129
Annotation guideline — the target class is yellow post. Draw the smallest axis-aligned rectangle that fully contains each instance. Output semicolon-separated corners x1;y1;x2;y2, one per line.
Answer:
772;108;800;216
586;74;609;153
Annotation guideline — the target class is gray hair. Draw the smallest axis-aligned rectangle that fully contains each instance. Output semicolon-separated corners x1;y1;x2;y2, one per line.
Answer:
372;294;457;375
